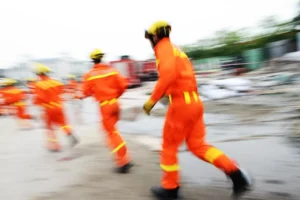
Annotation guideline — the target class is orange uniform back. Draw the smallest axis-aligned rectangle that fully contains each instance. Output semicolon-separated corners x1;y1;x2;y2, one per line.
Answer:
33;76;64;106
82;63;128;102
150;38;198;102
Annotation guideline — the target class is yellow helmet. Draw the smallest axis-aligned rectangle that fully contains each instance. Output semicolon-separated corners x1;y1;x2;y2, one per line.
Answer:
145;20;171;39
2;78;17;86
90;49;104;60
34;63;51;75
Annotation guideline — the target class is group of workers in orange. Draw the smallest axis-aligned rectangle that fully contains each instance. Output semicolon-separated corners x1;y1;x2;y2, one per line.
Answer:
0;20;253;199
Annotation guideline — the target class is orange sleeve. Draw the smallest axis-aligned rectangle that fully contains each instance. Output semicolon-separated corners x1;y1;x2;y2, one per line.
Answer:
82;73;93;97
150;45;177;102
116;72;128;98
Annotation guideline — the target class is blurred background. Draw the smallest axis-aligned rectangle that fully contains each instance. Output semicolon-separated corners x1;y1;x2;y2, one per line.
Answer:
1;0;300;200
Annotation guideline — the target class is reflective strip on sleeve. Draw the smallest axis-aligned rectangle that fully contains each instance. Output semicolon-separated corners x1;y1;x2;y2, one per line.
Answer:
183;92;191;104
100;98;117;106
160;164;180;172
111;142;126;154
204;147;224;164
87;72;118;81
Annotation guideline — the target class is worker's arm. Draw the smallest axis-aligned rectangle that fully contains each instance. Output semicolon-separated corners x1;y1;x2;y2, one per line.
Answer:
150;45;177;102
81;73;93;98
116;72;129;98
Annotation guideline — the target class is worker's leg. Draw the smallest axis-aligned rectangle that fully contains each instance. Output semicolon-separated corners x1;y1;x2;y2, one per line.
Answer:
186;109;252;197
54;107;79;147
44;110;60;152
160;119;185;189
187;116;238;173
151;106;186;199
101;103;130;168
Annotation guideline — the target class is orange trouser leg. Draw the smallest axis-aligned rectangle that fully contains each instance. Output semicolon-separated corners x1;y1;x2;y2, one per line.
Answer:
50;107;72;135
44;112;60;151
160;109;186;189
186;117;238;174
101;104;130;167
160;102;238;189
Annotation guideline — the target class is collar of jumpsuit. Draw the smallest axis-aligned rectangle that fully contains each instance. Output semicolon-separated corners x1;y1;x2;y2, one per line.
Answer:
39;75;49;81
154;37;171;52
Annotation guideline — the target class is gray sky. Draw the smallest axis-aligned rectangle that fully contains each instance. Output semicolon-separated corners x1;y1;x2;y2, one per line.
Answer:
0;0;298;68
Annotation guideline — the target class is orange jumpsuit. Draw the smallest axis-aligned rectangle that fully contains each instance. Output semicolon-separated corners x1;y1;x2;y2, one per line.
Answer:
33;75;72;151
82;63;130;167
0;86;32;119
149;38;238;189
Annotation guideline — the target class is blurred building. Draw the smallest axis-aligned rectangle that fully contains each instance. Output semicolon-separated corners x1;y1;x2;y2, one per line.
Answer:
1;56;92;81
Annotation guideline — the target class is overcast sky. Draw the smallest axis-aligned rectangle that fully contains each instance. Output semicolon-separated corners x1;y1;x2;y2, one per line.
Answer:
0;0;298;68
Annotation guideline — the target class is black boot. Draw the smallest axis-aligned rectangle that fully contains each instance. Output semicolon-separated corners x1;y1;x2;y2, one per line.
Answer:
151;186;181;200
68;134;79;147
115;162;134;174
228;169;253;199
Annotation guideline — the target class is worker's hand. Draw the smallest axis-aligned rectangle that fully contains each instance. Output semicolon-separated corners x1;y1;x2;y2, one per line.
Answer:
143;99;156;115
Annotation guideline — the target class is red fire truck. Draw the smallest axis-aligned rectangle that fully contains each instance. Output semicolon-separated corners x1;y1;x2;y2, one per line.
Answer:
138;59;158;81
110;56;142;88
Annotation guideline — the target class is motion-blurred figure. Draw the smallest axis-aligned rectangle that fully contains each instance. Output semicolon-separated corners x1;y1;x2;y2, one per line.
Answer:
66;74;79;101
81;49;132;173
26;78;37;95
143;21;253;199
32;63;79;152
0;78;33;128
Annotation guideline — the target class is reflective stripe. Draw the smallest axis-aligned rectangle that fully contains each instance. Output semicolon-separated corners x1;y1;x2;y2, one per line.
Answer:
3;89;22;94
88;72;118;81
192;92;198;103
183;92;191;104
48;138;57;142
36;80;63;90
204;147;224;163
168;95;172;104
13;101;26;106
42;101;62;108
50;102;61;107
111;142;126;154
160;164;180;172
100;98;117;106
61;125;71;130
169;91;198;104
113;130;119;134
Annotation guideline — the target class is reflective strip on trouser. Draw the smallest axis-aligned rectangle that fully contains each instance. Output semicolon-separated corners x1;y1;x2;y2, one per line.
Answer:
100;98;117;106
204;147;224;164
203;146;238;173
160;164;180;172
111;141;126;154
46;131;60;151
169;91;199;104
